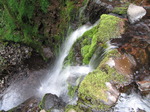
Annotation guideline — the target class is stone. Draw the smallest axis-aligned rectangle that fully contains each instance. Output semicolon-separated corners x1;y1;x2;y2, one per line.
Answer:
68;109;76;112
127;4;146;23
40;93;66;111
42;47;53;59
7;97;40;112
137;80;150;92
105;82;120;105
114;54;135;75
40;109;46;112
84;0;110;24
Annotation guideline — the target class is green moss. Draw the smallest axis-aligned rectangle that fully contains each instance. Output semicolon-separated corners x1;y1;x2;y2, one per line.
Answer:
64;47;76;66
97;14;124;42
68;84;78;98
112;3;129;15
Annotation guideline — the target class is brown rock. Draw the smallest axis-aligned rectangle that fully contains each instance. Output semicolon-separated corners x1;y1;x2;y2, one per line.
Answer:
114;54;135;75
137;80;150;92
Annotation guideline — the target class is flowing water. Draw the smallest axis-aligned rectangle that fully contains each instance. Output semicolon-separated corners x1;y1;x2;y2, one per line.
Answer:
114;92;150;112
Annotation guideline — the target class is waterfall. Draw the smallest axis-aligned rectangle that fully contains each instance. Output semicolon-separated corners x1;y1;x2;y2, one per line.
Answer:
38;23;98;96
89;41;118;69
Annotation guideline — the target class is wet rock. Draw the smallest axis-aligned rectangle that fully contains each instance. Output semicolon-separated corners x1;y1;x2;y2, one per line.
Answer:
137;80;150;92
84;0;110;24
7;97;40;112
127;4;146;23
40;93;66;111
114;54;136;75
66;14;125;66
118;38;149;69
105;82;120;105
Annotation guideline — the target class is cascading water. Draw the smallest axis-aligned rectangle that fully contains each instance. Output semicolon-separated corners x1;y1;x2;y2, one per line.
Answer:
38;23;98;97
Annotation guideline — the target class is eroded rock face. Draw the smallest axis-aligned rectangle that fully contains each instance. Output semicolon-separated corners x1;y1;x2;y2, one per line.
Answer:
0;42;32;73
127;4;146;23
0;42;32;93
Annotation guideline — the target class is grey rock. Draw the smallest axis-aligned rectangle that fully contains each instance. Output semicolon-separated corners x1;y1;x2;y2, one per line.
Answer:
40;93;66;111
127;4;146;24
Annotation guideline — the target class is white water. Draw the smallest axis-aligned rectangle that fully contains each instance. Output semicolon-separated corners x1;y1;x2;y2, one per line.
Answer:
114;92;150;112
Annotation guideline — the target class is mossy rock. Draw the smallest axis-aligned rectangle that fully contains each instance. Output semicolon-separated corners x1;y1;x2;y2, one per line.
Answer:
39;93;66;111
78;49;128;111
65;14;125;65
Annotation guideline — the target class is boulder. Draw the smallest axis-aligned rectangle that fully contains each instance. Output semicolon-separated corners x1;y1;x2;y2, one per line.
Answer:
127;4;146;23
77;49;131;111
84;0;111;24
137;80;150;92
39;93;66;111
42;47;53;59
